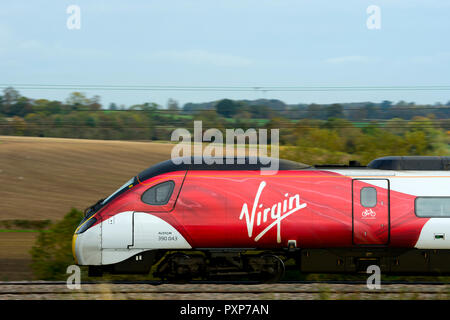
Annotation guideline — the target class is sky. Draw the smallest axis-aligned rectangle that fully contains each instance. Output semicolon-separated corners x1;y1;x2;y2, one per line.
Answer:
1;0;450;108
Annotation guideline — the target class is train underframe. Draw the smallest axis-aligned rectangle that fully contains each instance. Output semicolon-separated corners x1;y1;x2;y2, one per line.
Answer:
88;248;450;281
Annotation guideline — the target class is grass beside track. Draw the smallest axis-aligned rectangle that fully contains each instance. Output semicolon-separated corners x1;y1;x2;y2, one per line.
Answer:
0;229;45;233
0;232;37;281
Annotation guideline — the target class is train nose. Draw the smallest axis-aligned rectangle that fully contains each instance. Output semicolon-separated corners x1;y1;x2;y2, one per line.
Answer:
72;223;102;266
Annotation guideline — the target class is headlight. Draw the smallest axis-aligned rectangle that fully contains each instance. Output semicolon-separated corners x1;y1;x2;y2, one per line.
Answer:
76;217;97;234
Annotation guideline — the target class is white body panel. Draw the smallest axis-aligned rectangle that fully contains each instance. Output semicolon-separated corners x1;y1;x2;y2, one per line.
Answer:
132;212;191;249
77;211;192;265
101;211;133;249
329;169;450;196
415;218;450;249
101;248;146;265
74;223;101;265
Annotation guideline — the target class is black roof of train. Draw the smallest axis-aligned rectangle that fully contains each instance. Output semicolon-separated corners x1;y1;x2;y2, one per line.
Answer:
312;156;449;170
137;155;450;181
368;156;450;170
137;156;310;181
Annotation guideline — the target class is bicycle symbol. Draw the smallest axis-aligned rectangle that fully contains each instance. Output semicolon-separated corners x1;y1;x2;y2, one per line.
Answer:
362;208;376;218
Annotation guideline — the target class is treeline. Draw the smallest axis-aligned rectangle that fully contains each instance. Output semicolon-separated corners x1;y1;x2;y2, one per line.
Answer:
0;87;449;165
2;87;450;121
279;118;449;165
186;98;450;120
0;88;179;140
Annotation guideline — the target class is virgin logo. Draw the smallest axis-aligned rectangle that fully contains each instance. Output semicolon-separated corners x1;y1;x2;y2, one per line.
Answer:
239;181;307;243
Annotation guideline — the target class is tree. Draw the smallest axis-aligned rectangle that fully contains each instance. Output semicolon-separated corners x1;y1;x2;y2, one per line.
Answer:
349;105;368;121
33;99;62;115
2;87;21;116
380;100;392;109
306;104;325;120
9;97;33;117
385;118;408;135
66;92;90;108
3;87;20;106
30;208;84;280
325;104;344;119
396;100;408;107
167;98;180;111
88;95;102;110
364;103;378;119
248;105;274;119
215;99;239;118
11;116;27;135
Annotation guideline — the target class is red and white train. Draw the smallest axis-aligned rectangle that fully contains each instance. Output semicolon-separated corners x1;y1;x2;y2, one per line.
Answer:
73;156;450;280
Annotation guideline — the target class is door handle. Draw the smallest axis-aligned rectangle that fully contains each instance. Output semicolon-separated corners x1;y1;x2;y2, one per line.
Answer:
434;233;445;240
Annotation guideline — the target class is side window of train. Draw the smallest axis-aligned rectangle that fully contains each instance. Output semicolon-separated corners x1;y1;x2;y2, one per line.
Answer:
415;197;450;217
360;187;377;207
141;181;175;205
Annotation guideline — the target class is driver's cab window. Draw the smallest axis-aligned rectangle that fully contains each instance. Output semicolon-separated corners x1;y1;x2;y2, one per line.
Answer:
141;181;175;205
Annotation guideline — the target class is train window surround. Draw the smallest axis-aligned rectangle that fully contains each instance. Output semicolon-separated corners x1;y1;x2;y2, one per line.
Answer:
141;180;175;206
360;187;377;208
415;197;450;218
101;177;137;206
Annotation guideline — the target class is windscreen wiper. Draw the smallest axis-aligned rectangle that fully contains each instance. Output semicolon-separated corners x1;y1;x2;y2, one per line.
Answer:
84;198;105;217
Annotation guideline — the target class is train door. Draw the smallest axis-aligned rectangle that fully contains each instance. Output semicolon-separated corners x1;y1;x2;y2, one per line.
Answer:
352;179;390;245
133;175;187;249
101;211;134;249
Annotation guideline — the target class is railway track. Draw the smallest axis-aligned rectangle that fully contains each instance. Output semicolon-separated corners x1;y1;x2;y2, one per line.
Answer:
1;280;450;285
1;281;449;299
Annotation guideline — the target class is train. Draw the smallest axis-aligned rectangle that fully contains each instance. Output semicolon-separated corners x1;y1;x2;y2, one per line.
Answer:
72;155;450;281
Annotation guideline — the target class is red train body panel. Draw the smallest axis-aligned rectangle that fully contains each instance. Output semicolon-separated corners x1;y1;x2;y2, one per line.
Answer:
90;170;426;248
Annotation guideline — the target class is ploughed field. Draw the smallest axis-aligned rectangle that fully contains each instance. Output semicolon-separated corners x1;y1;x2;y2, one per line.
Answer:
0;136;174;221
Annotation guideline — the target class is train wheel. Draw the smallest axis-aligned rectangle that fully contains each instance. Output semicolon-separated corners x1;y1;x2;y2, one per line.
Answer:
259;254;285;283
166;253;194;283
